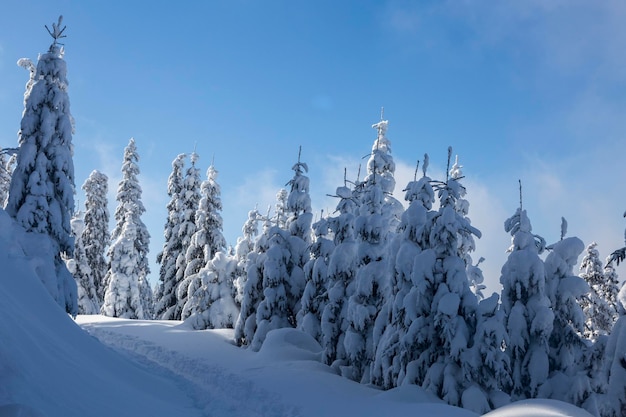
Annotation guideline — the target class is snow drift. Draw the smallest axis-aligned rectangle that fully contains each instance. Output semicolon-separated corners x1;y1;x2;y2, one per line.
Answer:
0;209;200;417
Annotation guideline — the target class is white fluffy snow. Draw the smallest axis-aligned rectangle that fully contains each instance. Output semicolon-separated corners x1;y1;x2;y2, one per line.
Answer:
483;399;593;417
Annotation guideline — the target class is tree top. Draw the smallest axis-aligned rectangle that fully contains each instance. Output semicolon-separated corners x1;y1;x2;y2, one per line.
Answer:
45;16;67;50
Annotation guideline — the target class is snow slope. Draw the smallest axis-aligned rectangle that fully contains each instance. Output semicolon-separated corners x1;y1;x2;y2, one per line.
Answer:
0;208;593;417
0;210;200;417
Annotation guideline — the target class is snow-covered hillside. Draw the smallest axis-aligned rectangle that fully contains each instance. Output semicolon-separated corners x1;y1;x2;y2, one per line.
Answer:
0;208;594;417
0;209;200;417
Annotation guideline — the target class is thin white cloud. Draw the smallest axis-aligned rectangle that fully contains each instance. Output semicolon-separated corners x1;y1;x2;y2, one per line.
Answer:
383;0;626;83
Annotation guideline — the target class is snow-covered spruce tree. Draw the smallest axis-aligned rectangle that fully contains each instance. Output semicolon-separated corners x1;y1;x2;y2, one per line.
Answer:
448;156;487;302
602;296;626;415
234;214;272;346
540;235;597;414
250;226;291;351
101;207;146;319
285;147;314;244
66;212;99;314
499;202;552;401
580;243;618;341
456;171;501;406
412;149;480;407
154;153;186;319
233;209;261;308
602;257;621;321
109;138;152;318
182;250;239;329
320;182;360;367
343;118;403;383
185;163;226;280
602;312;626;417
298;214;334;343
464;293;511;413
138;261;154;319
172;151;202;320
599;213;626;417
81;170;109;303
5;17;77;315
251;150;312;351
449;156;475;259
0;149;12;207
274;188;289;230
583;333;609;417
371;156;435;389
179;162;227;321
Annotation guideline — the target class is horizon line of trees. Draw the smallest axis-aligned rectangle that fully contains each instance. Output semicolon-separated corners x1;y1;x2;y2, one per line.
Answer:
2;17;626;417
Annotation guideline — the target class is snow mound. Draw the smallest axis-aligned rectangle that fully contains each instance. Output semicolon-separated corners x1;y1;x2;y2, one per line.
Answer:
257;328;322;362
482;399;594;417
374;383;442;404
0;209;200;417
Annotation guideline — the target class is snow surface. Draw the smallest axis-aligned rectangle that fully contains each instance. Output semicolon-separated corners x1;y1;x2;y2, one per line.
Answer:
0;208;593;417
483;399;593;417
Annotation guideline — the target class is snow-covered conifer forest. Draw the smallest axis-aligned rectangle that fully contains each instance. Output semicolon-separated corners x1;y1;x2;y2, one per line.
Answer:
1;15;626;417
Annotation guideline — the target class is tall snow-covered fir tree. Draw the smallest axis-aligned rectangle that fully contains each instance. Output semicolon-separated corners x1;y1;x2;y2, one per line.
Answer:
602;257;621;319
179;161;231;328
251;150;312;351
448;155;486;302
179;162;227;322
233;208;261;308
172;151;202;320
580;243;618;340
540;235;596;414
274;188;289;230
499;204;552;401
66;212;99;315
448;156;477;260
184;163;226;280
284;147;314;243
411;149;480;407
250;226;292;351
108;138;152;318
154;153;186;320
0;149;12;207
320;172;362;368
81;170;109;303
598;213;626;417
234;214;272;346
298;214;334;343
464;293;511;413
101;208;146;319
371;155;435;389
5;17;77;315
602;313;626;417
344;117;403;383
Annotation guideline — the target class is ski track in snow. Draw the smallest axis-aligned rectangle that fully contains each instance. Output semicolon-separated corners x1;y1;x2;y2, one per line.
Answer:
81;325;299;417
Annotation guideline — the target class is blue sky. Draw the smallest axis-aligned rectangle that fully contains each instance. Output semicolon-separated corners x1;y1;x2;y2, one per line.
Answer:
1;1;625;292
